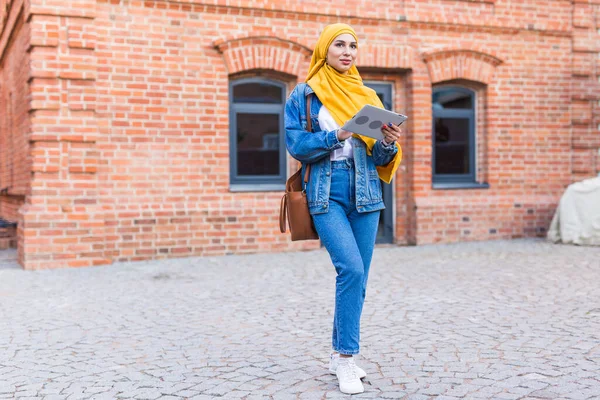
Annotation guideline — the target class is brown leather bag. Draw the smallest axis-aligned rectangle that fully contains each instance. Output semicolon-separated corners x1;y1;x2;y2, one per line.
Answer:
279;94;319;241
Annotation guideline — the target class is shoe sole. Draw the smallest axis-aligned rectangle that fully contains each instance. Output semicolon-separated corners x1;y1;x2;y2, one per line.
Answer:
330;368;366;379
340;388;365;395
338;381;365;395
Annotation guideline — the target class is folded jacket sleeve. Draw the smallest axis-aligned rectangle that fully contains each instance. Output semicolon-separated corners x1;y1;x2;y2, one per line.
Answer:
371;139;398;167
285;86;345;164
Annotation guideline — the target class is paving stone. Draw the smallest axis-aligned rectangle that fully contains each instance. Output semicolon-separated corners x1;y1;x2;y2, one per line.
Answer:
87;391;121;400
0;385;16;395
119;388;162;399
403;395;431;400
418;383;452;395
520;380;552;390
0;239;598;399
470;385;505;397
529;389;563;399
493;393;523;400
172;390;200;397
444;384;481;397
14;392;39;398
9;398;42;400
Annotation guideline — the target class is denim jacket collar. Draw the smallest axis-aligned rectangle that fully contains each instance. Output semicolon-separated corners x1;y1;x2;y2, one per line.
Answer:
285;83;398;215
303;84;315;96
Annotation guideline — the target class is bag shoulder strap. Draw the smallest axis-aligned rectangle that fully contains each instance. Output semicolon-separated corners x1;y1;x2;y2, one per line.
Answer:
305;93;312;133
279;193;288;233
303;94;312;184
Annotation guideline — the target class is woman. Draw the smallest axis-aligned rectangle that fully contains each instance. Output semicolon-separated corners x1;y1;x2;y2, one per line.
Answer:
284;23;403;394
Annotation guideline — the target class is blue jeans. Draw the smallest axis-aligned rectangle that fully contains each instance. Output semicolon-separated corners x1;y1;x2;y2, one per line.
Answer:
312;159;380;355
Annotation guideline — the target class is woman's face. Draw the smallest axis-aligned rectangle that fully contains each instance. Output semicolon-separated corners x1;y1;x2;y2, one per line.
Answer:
326;33;357;74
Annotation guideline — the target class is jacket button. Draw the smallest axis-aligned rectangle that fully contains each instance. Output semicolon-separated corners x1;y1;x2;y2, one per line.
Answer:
326;172;330;176
322;205;327;208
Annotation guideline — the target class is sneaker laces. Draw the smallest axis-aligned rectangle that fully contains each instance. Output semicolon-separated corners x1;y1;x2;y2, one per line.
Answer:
338;357;359;380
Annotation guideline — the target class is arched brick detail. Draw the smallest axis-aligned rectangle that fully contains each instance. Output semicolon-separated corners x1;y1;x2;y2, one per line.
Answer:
359;44;414;70
215;36;312;77
422;48;503;84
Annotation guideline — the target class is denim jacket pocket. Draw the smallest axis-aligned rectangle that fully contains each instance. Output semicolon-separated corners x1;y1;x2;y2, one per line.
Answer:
367;167;383;202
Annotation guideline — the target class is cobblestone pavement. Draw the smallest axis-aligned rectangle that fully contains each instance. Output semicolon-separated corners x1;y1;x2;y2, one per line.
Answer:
0;249;18;270
1;239;599;400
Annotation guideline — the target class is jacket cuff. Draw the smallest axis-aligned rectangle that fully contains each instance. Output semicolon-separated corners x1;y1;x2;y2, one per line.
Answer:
380;140;398;153
326;129;345;150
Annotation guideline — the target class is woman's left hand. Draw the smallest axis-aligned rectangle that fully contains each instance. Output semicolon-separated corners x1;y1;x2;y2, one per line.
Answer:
381;123;402;145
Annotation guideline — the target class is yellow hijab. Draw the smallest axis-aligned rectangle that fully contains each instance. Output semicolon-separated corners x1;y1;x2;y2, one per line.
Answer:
306;23;402;184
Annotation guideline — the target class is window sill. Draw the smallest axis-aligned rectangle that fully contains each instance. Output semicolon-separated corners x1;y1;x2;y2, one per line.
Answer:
229;183;285;192
432;182;490;190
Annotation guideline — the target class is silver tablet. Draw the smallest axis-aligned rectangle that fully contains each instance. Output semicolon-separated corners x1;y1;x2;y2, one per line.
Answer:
342;104;408;141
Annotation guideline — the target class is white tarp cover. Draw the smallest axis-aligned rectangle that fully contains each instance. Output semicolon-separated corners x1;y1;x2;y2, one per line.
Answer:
548;176;600;246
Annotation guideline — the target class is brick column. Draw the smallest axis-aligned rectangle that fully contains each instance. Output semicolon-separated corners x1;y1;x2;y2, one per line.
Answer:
20;0;107;269
1;0;29;256
571;0;600;181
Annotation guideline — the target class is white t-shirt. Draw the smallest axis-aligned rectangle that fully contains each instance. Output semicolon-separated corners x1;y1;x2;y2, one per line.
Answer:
318;106;354;160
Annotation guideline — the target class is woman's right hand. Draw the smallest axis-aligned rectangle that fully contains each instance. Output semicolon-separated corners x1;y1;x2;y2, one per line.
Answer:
336;128;353;141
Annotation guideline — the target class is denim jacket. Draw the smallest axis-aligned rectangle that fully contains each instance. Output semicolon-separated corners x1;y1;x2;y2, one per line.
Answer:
285;83;398;215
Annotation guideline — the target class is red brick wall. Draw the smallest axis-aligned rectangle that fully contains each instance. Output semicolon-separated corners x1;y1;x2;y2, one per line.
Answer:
414;27;574;243
1;0;30;256
0;0;29;217
16;0;107;269
95;1;311;262
571;1;600;181
1;0;598;268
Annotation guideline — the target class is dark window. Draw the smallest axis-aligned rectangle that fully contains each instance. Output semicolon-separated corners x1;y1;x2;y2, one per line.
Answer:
432;87;476;184
229;78;286;188
233;82;283;104
365;82;394;245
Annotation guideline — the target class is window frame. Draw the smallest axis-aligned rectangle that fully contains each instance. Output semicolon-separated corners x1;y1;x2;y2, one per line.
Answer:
365;82;393;111
432;86;486;189
229;77;287;191
364;81;395;244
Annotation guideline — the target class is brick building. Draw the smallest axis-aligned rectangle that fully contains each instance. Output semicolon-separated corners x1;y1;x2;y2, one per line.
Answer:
0;0;599;269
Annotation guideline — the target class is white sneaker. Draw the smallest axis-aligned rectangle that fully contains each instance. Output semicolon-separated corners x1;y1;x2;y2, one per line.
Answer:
335;357;365;394
329;352;367;379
